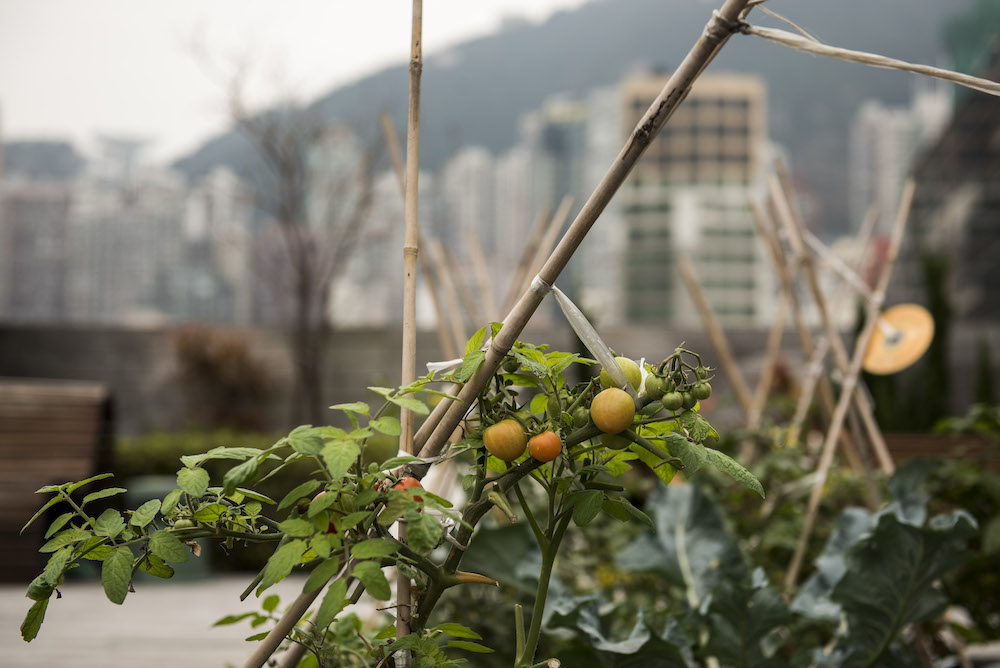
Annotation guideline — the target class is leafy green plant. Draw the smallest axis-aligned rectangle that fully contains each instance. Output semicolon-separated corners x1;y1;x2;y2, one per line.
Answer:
20;332;759;667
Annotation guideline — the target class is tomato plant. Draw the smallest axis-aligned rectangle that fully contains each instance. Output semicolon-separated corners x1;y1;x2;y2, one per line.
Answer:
590;388;636;434
483;419;528;461
528;430;562;462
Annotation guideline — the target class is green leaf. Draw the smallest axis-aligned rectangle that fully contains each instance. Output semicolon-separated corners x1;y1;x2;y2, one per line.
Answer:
261;594;280;613
620;497;654;529
42;546;73;585
277;480;322;510
452;350;486;383
278;518;315;538
322;440;361;480
512;350;547;378
149;529;190;563
180;446;265;469
447;640;494;653
377;455;422;470
20;598;49;642
387;394;429;416
465;325;487;355
662;432;708;475
93;508;126;539
257;540;307;593
65;472;114;494
315;578;348;630
44;512;74;539
330;401;370;415
629;442;678;488
213;612;257;627
351;538;398;559
82;487;127;506
307;491;339;517
434;623;483;639
137;553;175;579
101;546;134;605
177;468;210;498
161;489;182;515
704;448;764;498
288;426;324;455
79;543;114;561
407;511;442;554
192;503;227;523
678;410;717;442
39;526;91;552
21;495;64;534
572;489;604;527
130;499;161;528
370;416;402;436
303;557;342;594
309;533;332;559
223;457;259;496
602;498;630;522
336;510;371;532
352;560;391;601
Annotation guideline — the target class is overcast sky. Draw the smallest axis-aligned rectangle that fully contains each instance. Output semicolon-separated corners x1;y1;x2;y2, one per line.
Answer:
0;0;590;163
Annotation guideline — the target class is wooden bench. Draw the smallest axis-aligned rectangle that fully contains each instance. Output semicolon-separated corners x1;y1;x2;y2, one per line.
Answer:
0;378;112;582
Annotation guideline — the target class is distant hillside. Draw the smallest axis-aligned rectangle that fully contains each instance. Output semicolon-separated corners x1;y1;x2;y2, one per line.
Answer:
2;141;84;181
174;0;972;234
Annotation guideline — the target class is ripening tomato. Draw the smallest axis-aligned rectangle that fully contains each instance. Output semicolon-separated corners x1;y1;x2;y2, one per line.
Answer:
483;419;528;461
528;430;562;462
590;388;636;434
599;356;642;391
392;476;424;503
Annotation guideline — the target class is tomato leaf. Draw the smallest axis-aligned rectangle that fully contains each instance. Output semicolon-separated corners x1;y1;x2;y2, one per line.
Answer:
43;512;74;540
192;503;227;523
678;410;717;442
177;468;210;498
21;495;65;534
278;518;315;538
602;498;630;522
433;623;483;639
370;416;402;436
315;577;348;630
278;479;322;511
149;529;190;563
223;457;260;496
137;553;175;579
20;599;49;642
352;561;391;601
161;489;182;515
704;448;764;498
572;489;604;527
387;394;429;416
65;472;114;494
101;546;134;605
287;425;325;455
257;540;307;594
452;350;486;383
82;487;127;506
307;490;338;517
130;499;161;528
180;446;265;469
303;557;342;594
407;511;442;554
329;402;370;415
447;640;494;653
322;440;361;480
465;325;487;355
93;509;125;539
351;538;398;559
661;432;708;474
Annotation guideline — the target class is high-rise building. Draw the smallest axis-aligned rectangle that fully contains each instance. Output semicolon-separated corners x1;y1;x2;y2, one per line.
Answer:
618;72;772;325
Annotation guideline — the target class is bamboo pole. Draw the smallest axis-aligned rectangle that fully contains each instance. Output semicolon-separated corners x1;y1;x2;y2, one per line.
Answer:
396;2;423;662
676;255;754;414
380;112;458;360
414;0;755;460
784;179;915;591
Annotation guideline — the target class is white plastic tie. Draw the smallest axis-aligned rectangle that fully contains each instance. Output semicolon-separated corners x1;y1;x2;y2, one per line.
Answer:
530;274;553;297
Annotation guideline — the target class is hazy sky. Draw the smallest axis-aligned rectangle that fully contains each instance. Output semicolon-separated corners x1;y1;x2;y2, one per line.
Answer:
0;0;590;163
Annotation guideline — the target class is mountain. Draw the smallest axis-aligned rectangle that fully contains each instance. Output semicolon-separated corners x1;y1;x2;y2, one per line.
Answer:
173;0;973;234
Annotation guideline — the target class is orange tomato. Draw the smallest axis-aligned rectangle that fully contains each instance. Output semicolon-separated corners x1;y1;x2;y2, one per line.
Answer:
528;430;562;462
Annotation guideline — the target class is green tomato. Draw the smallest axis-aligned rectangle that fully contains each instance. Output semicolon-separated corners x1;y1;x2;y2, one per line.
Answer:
692;382;712;401
644;374;667;400
681;391;697;410
661;391;684;412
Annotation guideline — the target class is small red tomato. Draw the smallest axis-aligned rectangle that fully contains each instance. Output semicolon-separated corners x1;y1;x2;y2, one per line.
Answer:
528;431;562;462
392;476;424;503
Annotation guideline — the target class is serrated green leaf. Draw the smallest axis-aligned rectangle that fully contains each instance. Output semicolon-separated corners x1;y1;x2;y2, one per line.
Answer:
512;350;547;377
678;410;717;442
704;448;764;498
377;455;421;470
309;533;332;559
42;546;73;585
223;457;259;496
20;598;49;642
82;487;127;506
149;529;190;563
307;491;338;517
388;394;429;416
177;468;210;498
137;553;174;579
452;350;486;383
161;489;182;515
130;499;161;528
602;498;630;522
257;540;307;593
180;446;264;469
287;425;324;455
303;558;342;594
40;526;91;553
370;416;402;436
662;432;708;474
621;497;654;529
351;538;398;559
315;578;348;630
245;501;262;517
43;512;74;540
447;640;494;653
322;440;360;480
407;511;442;554
336;511;371;531
330;401;370;415
192;503;227;523
101;546;134;605
278;518;315;538
433;623;483;639
572;489;604;527
277;480;322;510
374;623;397;639
630;441;678;488
352;560;391;601
93;508;125;538
465;325;487;355
79;543;114;561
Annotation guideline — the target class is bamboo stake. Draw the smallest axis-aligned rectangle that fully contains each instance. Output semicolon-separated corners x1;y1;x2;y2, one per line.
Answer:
380;112;458;360
243;587;323;668
396;2;423;662
784;179;915;591
676;255;754;414
414;0;755;460
770;167;894;475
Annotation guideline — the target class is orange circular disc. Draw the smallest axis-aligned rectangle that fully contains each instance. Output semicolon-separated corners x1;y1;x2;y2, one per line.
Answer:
862;303;934;375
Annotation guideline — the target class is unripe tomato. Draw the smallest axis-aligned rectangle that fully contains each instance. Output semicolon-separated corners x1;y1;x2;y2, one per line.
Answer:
600;432;630;450
695;366;709;380
681;391;697;410
661;391;684;412
528;430;562;462
502;357;519;373
692;382;712;401
392;476;424;503
483;419;528;461
644;374;667;400
590;388;636;434
572;406;590;429
599;356;642;391
173;519;195;530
